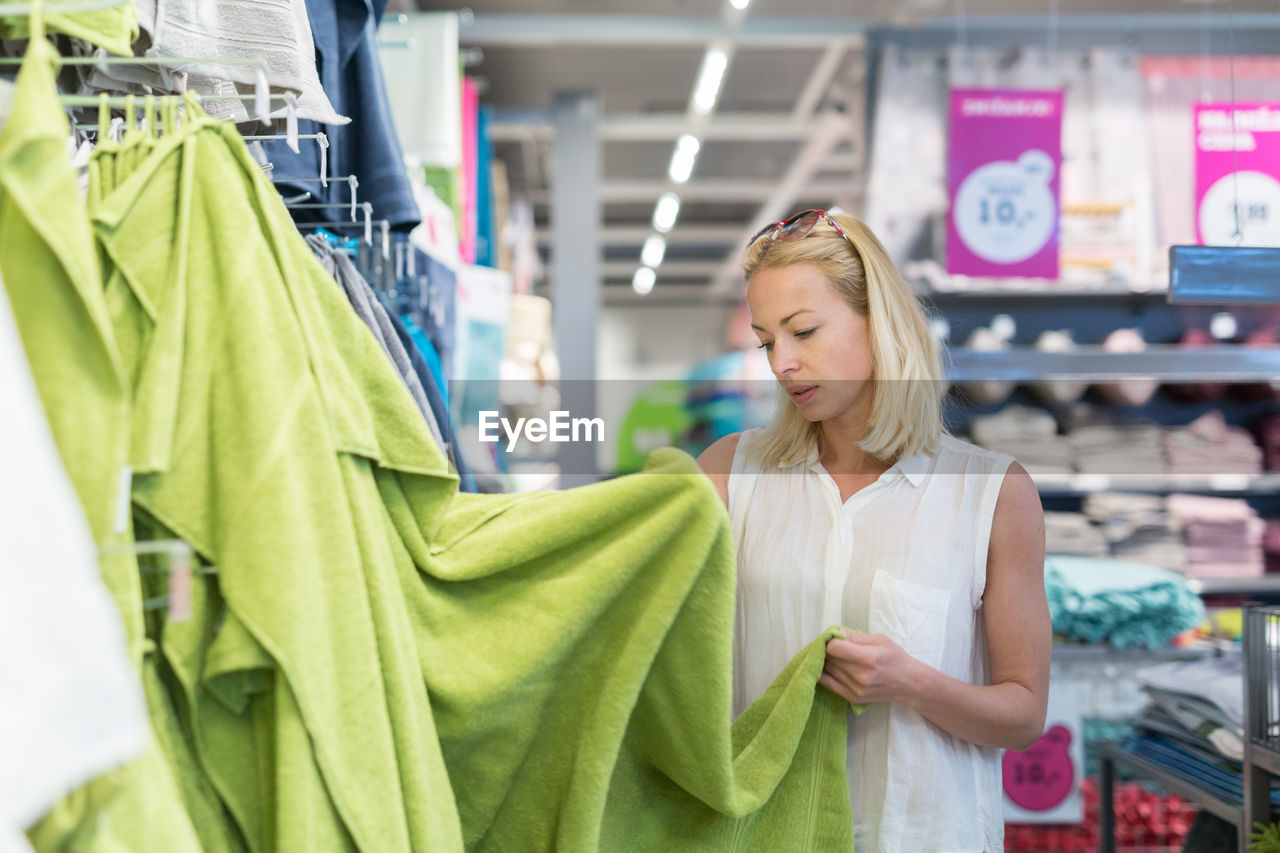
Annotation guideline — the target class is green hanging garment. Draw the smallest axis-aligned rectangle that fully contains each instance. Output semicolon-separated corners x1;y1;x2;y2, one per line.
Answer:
88;103;464;853
0;19;201;853
86;95;866;852
0;0;138;56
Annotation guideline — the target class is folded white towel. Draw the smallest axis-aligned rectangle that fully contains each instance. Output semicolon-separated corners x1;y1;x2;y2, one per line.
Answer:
131;0;347;126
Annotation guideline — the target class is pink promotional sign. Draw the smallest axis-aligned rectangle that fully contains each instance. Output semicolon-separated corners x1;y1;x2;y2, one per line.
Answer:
1194;103;1280;246
947;88;1064;279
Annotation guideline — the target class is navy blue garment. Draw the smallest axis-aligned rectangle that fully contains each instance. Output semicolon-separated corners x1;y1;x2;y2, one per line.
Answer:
266;0;421;232
379;296;477;493
410;247;456;379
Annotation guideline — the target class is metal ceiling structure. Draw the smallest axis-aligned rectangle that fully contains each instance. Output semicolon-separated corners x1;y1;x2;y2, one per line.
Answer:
412;0;1280;304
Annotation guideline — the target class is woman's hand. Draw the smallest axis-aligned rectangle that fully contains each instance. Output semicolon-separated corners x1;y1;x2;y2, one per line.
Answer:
819;631;928;706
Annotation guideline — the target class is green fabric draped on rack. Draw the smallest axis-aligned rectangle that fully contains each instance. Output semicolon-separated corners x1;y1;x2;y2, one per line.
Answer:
0;0;138;57
1;11;865;853
0;22;202;853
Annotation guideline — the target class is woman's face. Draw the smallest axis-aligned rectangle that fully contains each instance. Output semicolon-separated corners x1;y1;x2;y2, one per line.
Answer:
746;263;874;423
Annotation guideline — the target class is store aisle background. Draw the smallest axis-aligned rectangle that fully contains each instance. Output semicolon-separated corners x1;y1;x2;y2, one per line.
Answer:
414;0;1280;848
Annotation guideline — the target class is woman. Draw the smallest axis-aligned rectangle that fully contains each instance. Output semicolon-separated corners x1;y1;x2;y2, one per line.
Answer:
697;210;1049;853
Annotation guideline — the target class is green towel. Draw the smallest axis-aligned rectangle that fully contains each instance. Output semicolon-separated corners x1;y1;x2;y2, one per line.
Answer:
0;27;201;853
0;0;139;56
77;95;867;851
384;448;865;850
89;105;463;853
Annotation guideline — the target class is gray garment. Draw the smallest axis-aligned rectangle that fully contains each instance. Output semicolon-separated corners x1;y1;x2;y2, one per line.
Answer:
306;234;447;450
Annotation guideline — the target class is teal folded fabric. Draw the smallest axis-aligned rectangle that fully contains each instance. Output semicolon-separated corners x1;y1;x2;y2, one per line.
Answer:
1045;554;1205;649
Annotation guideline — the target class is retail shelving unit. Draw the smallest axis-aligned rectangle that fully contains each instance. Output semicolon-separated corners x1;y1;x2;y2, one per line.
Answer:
947;346;1280;383
1243;607;1280;839
1097;606;1280;853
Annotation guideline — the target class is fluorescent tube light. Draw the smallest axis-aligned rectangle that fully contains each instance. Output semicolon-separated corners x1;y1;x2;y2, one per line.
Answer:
668;134;701;184
692;48;728;115
633;266;656;294
653;192;681;233
641;235;667;268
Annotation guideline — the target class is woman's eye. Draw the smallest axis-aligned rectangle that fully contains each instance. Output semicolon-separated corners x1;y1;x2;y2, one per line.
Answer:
756;342;774;351
795;328;816;338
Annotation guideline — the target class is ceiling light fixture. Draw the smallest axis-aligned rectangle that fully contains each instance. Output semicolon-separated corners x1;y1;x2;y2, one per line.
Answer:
633;266;656;295
668;134;701;184
652;192;681;233
692;47;728;115
641;234;667;268
728;0;750;8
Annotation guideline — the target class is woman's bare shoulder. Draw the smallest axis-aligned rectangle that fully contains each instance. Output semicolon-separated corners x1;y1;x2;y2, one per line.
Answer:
696;433;742;508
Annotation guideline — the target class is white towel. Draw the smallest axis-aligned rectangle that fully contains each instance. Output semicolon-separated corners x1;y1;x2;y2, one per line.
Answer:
129;0;347;126
0;280;148;838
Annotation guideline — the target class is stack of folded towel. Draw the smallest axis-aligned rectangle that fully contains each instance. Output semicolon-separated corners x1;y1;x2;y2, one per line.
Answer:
1044;555;1205;649
1045;512;1111;558
1070;423;1167;477
1164;411;1262;477
970;405;1071;476
1167;493;1265;578
1083;493;1187;573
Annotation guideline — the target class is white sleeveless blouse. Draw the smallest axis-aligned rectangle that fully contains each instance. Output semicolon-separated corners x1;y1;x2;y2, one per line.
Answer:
729;430;1015;853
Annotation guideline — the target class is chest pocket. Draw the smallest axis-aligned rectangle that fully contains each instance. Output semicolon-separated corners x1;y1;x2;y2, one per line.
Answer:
867;569;950;671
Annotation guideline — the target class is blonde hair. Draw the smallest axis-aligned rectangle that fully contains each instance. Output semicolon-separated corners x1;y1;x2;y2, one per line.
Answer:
742;212;946;470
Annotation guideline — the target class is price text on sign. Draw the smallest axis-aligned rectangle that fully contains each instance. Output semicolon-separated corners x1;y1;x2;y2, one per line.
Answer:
947;88;1064;279
1195;104;1280;247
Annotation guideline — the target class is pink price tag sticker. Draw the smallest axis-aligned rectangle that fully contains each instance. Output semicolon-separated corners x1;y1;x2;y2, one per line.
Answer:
1002;725;1076;811
166;545;193;623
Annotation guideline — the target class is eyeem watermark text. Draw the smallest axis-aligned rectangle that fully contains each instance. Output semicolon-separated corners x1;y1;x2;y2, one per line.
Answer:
479;411;605;452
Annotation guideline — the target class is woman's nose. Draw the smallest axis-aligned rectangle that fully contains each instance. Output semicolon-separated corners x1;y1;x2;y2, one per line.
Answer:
771;341;800;375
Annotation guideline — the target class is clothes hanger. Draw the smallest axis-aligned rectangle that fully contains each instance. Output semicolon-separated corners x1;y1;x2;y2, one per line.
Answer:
0;54;277;122
0;0;127;14
297;202;376;246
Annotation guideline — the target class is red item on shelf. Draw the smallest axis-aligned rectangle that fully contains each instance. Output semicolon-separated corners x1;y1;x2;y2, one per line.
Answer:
1005;777;1192;852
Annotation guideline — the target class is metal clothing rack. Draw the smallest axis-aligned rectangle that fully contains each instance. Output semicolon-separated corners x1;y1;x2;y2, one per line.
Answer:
0;0;128;13
1098;607;1280;852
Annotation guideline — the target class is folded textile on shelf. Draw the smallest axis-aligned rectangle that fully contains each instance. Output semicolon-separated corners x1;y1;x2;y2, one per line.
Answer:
970;404;1072;475
1044;554;1205;649
1135;656;1243;728
1164;411;1262;476
1068;422;1167;476
1083;493;1187;572
1046;512;1110;558
1257;413;1280;472
1167;493;1265;578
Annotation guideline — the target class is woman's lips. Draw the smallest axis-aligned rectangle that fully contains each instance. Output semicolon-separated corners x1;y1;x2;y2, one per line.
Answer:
790;385;818;404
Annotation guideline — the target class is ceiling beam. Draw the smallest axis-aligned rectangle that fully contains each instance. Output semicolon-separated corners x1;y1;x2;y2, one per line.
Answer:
459;14;878;48
526;178;862;205
459;12;1280;49
710;111;853;294
488;112;825;142
603;288;742;307
536;225;743;245
791;39;856;122
545;260;724;279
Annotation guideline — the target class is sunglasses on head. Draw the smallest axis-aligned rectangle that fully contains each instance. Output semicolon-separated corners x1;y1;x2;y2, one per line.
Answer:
746;209;857;251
